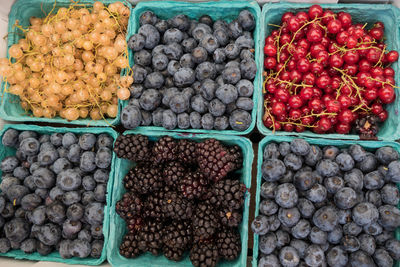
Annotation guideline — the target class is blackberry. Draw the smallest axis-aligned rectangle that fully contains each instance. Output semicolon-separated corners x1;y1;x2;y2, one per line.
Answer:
143;189;167;218
177;139;197;165
162;191;194;220
137;219;164;255
179;171;208;200
190;241;219;267
126;216;143;234
163;220;192;250
218;208;243;227
193;204;219;241
217;228;241;261
123;162;163;195
120;233;141;258
114;134;151;161
116;192;143;220
163;161;186;188
163;245;185;261
227;145;243;170
211;179;246;210
355;114;380;140
152;136;177;163
196;139;237;183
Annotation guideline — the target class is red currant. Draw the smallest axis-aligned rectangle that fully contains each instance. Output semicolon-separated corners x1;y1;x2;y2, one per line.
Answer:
329;54;344;68
378;110;388;122
308;98;324;113
364;88;378;101
338;109;354;124
316;75;331;89
384;67;395;77
327;19;342;34
317;117;332;132
275;88;290;103
288;17;301;32
336;123;351;134
386;51;399;63
281;12;294;23
371;103;384;115
343;50;359;64
271;102;286;116
326;100;341;113
308;5;323;19
338;12;352;28
264;44;277;57
307;27;323;43
369;27;383;40
297;58;310;73
264;57;277;69
300;87;314;101
378;85;395;104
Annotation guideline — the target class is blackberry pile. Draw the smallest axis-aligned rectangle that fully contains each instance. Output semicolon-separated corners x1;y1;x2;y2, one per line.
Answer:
114;134;245;266
253;139;400;267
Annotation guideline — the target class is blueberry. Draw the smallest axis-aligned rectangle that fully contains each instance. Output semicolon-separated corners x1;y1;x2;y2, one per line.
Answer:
62;191;81;206
348;144;367;162
263;143;279;159
19;137;40;156
335;153;354;171
66;144;80;164
0;196;4;214
0;238;10;253
12;166;28;180
212;48;226;64
222;66;241;85
38;148;59;166
364;170;384;190
91;224;103;239
200;79;217;101
349;250;375;266
191;94;208;113
173;67;195;87
283;153;302;171
327;246;348;267
20;238;37;254
376;146;399;165
0;176;20;192
357;234;375;256
182;38;197;53
313;206;338;231
316;159;340;177
308;226;327;245
57;169;81;191
121;106;142;129
4;218;30;243
134;50;152;67
259;199;278;216
288;140;309;157
190;112;202;129
199;34;219;54
352;202;379;227
61;133;77;149
387;160;400;182
343;222;362;236
208;99;226;117
291;219;310;239
192;23;212;41
240;49;254;60
334;187;357;209
324;176;344;194
69;239;91;258
138;24;160;49
58;239;72;259
251;215;269;235
278;207;300;227
164;42;183;60
45;201;66;224
357;154;377;173
240;58;257;80
36;241;52;256
66;203;84;222
2;129;19;147
35;188;48;199
32;168;54;189
19;131;37;142
169;93;189;114
179;53;194;69
236;97;253;111
225;102;237;115
305;183;327;203
27;205;45;225
131;65;148;84
52;158;72;175
20;193;41;211
94;184;106;202
344;168;363;191
229;109;251;131
376;231;393;246
163;28;183;44
235;35;254;49
213;116;229;130
144;72;164;89
303;245;325;266
195;62;217;81
296;198;315;219
152;108;165;126
96;134;112;150
373;248;393;267
279;246;300;267
380;183;399;205
78;229;92;242
95;147;111;169
62;219;82;238
128;33;145;51
49;187;64;202
84;202;104;226
238;10;255;31
275;183;298;208
323;146;339;160
227;20;242;39
162;87;180;106
262;159;286;182
201;113;214;130
0;202;14;219
378;205;400;230
93;169;108;184
191;46;207;64
327;225;343;244
258;232;276;255
169;14;190;31
91;240;103;258
139;11;157;26
177;113;190;129
162;109;177;130
0;156;19;173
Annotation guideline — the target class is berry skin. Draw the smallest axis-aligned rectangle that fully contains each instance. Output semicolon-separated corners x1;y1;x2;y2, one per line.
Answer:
275;183;298;208
262;159;286;182
251;215;269;235
279;246;300;267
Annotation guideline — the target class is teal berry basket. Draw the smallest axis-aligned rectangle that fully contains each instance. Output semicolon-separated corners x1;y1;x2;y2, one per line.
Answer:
0;0;133;126
256;3;400;141
123;0;262;135
0;124;118;265
253;135;400;267
107;130;253;267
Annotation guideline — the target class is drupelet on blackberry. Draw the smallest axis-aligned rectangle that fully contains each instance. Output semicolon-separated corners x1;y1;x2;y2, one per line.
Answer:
211;179;246;210
177;139;197;165
137;219;164;256
163;161;186;188
152;136;177;163
196;139;241;183
179;170;208;200
227;145;243;170
162;191;194;220
126;216;143;234
218;208;243;227
190;241;219;267
116;192;143;220
163;220;193;250
217;228;241;261
120;233;141;258
114;134;152;161
163;245;185;261
192;203;219;241
143;189;167;218
124;162;163;195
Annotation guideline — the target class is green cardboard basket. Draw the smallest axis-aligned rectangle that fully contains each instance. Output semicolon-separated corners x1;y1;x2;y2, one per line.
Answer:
0;0;133;127
253;135;400;267
107;130;253;267
123;0;262;135
257;3;400;141
0;124;118;265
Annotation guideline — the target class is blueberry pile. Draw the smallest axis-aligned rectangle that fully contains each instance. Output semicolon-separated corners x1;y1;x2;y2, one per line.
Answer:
253;139;400;267
0;129;113;259
122;10;257;131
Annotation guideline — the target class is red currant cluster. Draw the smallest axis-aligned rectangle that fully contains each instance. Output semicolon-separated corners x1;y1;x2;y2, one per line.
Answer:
263;4;399;137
